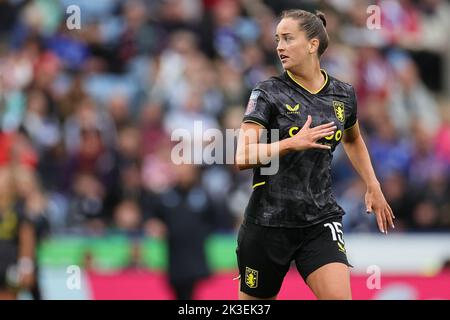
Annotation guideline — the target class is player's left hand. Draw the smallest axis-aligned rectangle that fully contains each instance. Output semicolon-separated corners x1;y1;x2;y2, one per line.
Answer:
365;184;395;234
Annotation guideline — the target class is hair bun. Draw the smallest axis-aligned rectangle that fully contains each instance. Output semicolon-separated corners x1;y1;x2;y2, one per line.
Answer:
315;10;327;28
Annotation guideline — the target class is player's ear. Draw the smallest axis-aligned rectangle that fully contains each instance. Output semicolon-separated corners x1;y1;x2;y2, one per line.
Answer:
309;38;319;55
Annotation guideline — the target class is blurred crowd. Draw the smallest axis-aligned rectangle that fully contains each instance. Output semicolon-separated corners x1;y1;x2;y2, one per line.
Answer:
0;0;449;250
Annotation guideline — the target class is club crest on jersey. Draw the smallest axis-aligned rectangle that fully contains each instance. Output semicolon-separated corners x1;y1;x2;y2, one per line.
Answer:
333;101;345;123
285;103;300;114
245;267;258;288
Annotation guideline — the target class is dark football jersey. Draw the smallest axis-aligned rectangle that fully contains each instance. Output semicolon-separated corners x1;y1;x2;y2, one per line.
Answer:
242;70;358;227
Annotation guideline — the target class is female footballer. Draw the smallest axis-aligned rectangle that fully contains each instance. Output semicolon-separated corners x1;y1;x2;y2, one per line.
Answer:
235;9;395;300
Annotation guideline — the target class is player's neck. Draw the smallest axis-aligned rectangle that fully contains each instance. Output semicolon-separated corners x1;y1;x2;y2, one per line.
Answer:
288;62;325;93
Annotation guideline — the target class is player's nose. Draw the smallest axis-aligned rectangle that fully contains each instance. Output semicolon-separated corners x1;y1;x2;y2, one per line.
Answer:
277;42;285;53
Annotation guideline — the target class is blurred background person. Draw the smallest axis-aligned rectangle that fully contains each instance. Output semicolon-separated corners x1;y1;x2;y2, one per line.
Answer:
14;165;50;300
145;164;216;300
0;166;36;300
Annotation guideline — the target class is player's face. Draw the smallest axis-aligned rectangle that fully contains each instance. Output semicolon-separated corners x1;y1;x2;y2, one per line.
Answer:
275;18;311;70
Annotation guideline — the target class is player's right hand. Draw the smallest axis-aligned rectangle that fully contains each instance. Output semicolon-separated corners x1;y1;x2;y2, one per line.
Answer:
287;115;336;151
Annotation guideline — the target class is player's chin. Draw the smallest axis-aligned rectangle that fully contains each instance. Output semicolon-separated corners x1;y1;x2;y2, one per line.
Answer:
281;60;292;69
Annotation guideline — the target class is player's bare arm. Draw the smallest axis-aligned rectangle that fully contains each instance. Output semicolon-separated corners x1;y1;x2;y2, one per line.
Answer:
236;116;336;170
342;121;395;234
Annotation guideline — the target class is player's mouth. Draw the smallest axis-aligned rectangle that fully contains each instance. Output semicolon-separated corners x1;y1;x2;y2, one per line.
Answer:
279;54;289;62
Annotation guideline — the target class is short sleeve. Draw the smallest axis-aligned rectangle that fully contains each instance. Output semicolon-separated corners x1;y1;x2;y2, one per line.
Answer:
345;86;358;130
242;89;272;128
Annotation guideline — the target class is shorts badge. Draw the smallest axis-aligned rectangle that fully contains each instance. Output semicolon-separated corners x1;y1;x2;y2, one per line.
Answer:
245;267;258;288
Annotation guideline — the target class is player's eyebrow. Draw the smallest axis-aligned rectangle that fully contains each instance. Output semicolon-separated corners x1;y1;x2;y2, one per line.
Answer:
275;32;293;37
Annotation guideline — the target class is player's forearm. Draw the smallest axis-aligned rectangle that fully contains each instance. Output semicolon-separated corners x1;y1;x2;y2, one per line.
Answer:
342;135;380;189
236;139;293;170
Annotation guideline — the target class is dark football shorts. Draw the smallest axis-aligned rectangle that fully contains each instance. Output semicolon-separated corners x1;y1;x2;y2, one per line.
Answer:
236;215;352;298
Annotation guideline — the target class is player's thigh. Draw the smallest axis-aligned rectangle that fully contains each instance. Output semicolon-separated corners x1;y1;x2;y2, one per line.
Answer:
294;216;352;299
306;262;351;300
236;222;292;299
